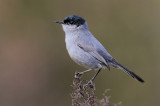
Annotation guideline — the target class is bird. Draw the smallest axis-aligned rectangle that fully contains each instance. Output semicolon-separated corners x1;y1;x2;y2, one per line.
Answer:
56;15;144;86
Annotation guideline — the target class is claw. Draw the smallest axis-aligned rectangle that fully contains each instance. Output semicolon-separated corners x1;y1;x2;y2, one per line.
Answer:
87;81;94;88
83;81;94;89
74;72;82;79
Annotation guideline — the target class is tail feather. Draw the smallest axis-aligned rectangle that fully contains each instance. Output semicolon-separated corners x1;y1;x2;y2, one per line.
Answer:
112;60;144;83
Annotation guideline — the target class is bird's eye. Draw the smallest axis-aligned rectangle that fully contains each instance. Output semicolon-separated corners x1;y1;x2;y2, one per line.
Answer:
64;19;75;25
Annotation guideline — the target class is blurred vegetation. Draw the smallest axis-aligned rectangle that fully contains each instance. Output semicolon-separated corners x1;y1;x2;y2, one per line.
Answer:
0;0;160;106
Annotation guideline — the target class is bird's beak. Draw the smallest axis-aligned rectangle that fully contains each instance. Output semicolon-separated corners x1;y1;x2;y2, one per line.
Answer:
56;21;64;24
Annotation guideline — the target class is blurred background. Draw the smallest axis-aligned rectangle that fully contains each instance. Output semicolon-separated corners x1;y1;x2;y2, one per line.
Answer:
0;0;160;106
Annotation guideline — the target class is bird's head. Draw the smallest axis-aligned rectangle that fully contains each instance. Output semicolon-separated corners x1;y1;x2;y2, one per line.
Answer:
56;15;88;32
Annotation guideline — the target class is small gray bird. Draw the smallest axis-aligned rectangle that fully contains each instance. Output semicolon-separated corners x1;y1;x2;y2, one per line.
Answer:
56;15;144;85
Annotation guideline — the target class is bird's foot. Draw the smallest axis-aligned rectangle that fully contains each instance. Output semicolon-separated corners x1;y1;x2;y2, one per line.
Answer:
83;80;94;88
87;80;94;88
74;72;83;79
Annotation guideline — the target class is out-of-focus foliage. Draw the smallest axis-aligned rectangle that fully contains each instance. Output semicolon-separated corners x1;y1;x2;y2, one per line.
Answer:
0;0;160;106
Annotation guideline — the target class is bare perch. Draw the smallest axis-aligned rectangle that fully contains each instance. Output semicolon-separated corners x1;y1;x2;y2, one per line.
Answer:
71;79;122;106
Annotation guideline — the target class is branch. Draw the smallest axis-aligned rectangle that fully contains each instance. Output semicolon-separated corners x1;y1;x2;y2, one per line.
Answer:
71;79;122;106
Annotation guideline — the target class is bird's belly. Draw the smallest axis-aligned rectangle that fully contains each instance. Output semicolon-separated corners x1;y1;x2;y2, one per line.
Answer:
67;45;100;69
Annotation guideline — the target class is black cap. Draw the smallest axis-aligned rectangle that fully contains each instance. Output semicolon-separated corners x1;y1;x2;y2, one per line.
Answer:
56;15;85;27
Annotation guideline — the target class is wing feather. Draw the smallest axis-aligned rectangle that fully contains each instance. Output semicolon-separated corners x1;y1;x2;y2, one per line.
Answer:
77;43;110;70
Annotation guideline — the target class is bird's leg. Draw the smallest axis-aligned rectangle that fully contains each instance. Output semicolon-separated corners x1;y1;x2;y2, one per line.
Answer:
75;68;93;79
87;68;102;88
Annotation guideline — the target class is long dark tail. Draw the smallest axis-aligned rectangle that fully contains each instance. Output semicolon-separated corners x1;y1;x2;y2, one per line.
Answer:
112;59;144;83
